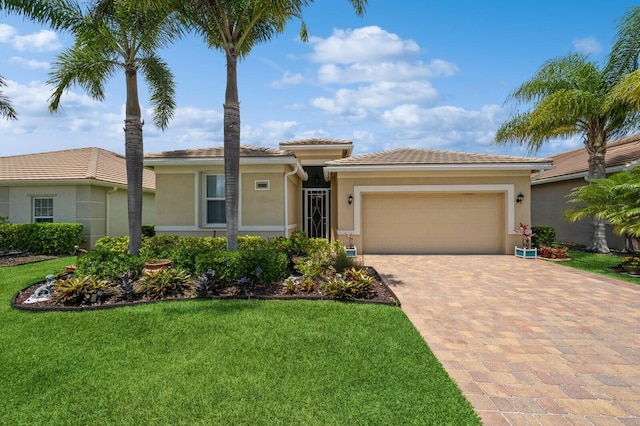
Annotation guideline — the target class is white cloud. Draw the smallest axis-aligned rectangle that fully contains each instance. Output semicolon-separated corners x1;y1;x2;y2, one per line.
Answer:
311;81;440;116
310;26;420;64
9;56;50;70
573;36;602;55
271;71;304;88
318;59;458;84
381;104;503;131
12;29;62;52
0;24;17;43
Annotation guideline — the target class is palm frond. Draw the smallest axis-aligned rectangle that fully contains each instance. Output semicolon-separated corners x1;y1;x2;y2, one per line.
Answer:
137;54;176;129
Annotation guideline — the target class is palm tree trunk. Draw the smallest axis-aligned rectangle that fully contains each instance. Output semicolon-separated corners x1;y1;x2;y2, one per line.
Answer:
224;49;240;251
586;136;610;254
124;65;144;255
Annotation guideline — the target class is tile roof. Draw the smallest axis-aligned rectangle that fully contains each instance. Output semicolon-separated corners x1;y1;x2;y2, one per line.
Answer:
279;138;352;146
532;134;640;182
145;145;295;158
0;147;155;190
325;148;551;167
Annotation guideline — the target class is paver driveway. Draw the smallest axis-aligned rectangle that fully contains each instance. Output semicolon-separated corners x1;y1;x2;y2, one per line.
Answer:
366;255;640;426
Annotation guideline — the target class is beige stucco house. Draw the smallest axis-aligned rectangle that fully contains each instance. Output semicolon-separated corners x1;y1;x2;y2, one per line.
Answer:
146;140;552;255
531;135;640;250
0;147;156;248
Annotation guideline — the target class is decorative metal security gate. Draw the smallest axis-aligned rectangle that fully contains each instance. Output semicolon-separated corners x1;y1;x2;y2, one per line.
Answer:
303;189;330;239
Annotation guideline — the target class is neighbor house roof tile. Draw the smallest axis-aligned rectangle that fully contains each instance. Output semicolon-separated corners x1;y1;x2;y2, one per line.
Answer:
0;147;155;189
325;148;551;166
532;134;640;182
279;138;352;146
145;145;295;158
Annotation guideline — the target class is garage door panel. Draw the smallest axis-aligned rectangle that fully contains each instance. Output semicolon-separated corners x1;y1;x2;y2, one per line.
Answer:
362;193;503;254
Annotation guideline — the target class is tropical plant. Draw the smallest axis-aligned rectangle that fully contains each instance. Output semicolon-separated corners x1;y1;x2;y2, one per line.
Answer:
175;0;367;251
0;75;17;120
495;52;640;253
325;267;376;301
5;0;182;255
52;275;111;305
564;166;640;240
137;267;193;299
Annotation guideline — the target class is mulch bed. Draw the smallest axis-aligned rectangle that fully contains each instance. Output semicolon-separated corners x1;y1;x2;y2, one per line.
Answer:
9;256;400;311
0;252;58;267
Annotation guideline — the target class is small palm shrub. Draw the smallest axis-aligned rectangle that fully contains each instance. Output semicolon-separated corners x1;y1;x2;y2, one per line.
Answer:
136;268;193;300
52;276;111;305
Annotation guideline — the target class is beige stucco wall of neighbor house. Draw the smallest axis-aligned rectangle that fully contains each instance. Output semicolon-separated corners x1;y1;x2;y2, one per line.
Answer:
105;189;155;237
332;170;533;255
153;163;302;239
0;187;9;218
531;179;625;250
6;185;77;224
76;185;106;249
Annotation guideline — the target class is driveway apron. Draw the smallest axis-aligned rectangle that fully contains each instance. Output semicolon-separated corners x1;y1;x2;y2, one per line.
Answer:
366;255;640;425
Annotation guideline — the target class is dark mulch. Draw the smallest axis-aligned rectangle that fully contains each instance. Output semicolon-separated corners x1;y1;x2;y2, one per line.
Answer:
0;252;58;267
11;261;400;311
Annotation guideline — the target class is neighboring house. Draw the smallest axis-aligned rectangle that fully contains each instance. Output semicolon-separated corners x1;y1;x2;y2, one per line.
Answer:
531;135;640;250
0;147;155;248
145;140;552;254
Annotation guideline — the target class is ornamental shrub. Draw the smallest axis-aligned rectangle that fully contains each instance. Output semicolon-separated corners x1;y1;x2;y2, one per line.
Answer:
531;226;555;248
76;250;145;280
0;222;82;254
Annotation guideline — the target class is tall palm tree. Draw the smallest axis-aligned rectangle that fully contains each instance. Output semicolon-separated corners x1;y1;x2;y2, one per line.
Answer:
0;75;17;119
5;0;181;255
494;53;640;253
176;0;367;251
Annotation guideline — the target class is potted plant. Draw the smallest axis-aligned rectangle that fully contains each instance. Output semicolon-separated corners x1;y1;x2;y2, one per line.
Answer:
143;258;173;275
514;223;537;259
345;233;357;258
620;256;640;275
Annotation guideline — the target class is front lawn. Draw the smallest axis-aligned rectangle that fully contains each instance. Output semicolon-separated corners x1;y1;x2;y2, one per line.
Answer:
0;258;480;425
554;250;640;285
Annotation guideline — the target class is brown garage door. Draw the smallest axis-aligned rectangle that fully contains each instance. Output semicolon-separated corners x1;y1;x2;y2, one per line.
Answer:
362;192;504;254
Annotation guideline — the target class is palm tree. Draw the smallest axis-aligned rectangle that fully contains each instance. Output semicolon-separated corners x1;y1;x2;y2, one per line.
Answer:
494;53;640;253
176;0;367;251
0;75;17;119
5;0;181;255
565;167;640;247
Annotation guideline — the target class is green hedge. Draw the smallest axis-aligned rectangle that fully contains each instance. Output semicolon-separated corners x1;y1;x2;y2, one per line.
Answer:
0;223;83;254
531;226;555;248
194;249;288;287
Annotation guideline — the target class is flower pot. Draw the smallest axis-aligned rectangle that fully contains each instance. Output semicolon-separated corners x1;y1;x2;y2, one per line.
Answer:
623;265;640;275
514;246;536;259
345;247;357;258
143;259;172;275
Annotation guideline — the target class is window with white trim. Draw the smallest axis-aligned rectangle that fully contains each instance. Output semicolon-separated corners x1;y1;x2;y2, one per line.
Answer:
205;175;226;224
33;197;54;223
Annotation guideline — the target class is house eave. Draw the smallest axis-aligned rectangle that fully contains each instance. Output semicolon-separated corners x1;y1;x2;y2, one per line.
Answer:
324;163;554;173
532;160;640;185
144;156;299;167
0;178;155;192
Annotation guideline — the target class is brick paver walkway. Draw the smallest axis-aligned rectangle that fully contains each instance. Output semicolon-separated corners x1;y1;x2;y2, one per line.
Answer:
365;255;640;426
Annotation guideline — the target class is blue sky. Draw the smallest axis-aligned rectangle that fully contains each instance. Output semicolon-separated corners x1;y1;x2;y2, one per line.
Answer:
1;0;638;158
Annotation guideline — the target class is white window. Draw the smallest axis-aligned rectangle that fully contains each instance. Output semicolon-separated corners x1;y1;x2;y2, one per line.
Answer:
205;175;226;224
33;197;54;223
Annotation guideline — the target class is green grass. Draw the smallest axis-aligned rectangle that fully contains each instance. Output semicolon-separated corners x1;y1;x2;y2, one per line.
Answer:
0;258;480;425
550;250;640;285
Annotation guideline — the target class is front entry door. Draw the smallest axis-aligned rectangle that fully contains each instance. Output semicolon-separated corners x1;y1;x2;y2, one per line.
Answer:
303;189;330;239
